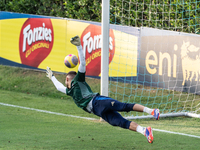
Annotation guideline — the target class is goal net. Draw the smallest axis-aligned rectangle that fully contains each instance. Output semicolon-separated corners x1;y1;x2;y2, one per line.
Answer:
108;0;200;119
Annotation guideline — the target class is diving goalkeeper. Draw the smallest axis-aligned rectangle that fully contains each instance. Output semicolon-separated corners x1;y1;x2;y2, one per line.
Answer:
46;35;160;144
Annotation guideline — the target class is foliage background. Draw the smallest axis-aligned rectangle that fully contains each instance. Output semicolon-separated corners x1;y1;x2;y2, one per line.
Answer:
1;0;200;33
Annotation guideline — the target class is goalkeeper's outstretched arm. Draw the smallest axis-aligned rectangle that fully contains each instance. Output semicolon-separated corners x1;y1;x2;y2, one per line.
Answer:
46;67;67;94
70;36;86;73
46;36;84;94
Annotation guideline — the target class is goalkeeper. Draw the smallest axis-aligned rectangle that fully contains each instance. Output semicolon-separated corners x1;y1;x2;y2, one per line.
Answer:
46;35;160;144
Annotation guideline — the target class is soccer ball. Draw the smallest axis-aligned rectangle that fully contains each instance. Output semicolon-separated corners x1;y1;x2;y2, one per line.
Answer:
64;54;78;68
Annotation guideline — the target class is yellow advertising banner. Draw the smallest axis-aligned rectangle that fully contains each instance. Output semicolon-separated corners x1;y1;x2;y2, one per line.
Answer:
0;13;138;77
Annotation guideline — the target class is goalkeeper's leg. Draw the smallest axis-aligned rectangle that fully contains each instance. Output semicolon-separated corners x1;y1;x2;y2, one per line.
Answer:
133;104;160;120
101;111;153;143
92;96;160;120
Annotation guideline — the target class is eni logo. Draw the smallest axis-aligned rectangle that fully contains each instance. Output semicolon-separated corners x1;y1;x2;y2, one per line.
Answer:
181;41;200;85
145;40;200;86
145;46;177;78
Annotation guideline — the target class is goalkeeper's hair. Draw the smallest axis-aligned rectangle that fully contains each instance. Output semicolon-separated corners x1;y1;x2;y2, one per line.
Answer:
66;71;77;79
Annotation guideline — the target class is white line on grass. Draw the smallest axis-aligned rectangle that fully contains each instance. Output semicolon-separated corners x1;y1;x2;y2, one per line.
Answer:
1;102;200;139
0;102;96;121
153;128;200;139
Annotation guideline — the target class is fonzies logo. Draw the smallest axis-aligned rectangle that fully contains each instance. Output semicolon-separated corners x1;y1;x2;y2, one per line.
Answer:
80;24;115;76
19;18;54;67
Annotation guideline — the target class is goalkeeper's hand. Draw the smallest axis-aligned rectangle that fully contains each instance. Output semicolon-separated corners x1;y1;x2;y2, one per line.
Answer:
70;35;81;46
46;66;54;79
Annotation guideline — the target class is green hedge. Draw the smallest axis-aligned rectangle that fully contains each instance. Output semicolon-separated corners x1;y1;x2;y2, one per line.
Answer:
0;0;101;21
0;0;199;33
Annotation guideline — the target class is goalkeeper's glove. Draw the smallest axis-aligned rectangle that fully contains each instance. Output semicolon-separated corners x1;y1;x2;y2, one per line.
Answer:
70;35;81;46
46;66;54;79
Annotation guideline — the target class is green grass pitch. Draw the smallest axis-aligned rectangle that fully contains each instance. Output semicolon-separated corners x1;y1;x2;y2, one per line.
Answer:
0;65;200;149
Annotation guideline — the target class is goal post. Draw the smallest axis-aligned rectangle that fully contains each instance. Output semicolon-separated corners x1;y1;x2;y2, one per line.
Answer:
100;0;110;122
101;0;110;97
101;0;200;119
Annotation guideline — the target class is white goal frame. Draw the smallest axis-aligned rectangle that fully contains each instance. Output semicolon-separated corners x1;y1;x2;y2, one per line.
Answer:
101;0;110;97
101;0;200;119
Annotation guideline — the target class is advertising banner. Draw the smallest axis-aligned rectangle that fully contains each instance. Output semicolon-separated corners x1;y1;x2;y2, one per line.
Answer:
140;27;200;94
0;11;139;78
2;12;200;94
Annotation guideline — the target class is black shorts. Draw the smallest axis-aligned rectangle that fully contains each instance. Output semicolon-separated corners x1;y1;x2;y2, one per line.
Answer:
92;95;135;129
